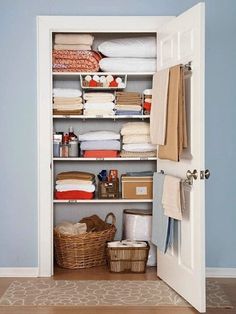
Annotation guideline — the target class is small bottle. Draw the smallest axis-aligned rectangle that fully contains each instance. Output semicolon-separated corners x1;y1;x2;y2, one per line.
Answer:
68;126;77;139
60;133;69;157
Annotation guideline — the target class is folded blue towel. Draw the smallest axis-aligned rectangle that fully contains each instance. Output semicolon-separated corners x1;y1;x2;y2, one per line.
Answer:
115;110;142;115
152;172;173;253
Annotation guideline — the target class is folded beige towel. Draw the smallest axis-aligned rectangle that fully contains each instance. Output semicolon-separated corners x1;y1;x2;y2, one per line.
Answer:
54;44;91;51
54;34;94;45
150;68;169;145
162;175;182;220
53;97;82;104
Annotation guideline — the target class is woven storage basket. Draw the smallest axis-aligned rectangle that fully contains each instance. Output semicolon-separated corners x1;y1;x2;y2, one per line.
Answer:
54;213;116;269
106;242;150;273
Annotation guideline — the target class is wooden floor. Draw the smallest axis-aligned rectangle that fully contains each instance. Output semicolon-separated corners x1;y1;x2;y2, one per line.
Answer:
0;266;235;314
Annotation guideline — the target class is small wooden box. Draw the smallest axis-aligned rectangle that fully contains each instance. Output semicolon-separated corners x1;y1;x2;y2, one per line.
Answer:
98;179;119;199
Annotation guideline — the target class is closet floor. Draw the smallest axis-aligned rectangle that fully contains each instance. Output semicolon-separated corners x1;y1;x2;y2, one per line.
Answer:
0;276;235;314
53;264;158;280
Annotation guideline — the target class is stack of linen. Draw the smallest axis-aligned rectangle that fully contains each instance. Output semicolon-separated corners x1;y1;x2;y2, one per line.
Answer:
53;33;94;51
55;171;95;200
120;122;157;158
83;92;115;116
53;88;83;115
52;33;102;72
143;89;152;115
79;131;121;158
115;92;142;116
98;37;156;72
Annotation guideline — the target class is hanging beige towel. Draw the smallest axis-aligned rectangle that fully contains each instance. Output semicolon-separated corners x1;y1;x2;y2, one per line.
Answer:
162;175;182;221
158;66;180;161
158;65;188;161
150;68;169;145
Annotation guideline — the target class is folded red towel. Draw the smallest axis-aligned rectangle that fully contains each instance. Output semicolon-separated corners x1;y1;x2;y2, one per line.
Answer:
83;150;119;158
55;190;94;200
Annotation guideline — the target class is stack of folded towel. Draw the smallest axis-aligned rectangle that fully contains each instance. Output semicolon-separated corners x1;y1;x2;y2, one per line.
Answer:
143;89;152;115
120;122;157;158
115;92;143;115
79;131;121;158
52;34;102;72
53;33;94;51
53;88;83;115
83;92;115;116
55;171;95;199
98;37;157;72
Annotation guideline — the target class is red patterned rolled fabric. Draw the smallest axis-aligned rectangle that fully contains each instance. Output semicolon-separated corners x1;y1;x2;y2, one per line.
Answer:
52;50;102;72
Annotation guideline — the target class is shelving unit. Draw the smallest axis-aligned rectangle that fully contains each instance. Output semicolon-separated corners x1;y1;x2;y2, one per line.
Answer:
52;32;156;244
53;199;153;204
53;115;150;119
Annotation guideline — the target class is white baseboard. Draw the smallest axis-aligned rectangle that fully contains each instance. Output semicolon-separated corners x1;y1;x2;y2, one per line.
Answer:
206;267;236;278
0;267;39;277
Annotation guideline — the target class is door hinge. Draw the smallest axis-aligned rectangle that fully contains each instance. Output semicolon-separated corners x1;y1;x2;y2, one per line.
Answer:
200;169;210;180
50;162;52;170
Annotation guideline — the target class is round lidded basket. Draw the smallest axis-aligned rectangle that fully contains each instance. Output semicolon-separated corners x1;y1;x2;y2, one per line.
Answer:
54;213;116;269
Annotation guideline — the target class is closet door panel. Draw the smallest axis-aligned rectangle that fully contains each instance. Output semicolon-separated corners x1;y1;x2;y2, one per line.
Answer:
155;3;205;312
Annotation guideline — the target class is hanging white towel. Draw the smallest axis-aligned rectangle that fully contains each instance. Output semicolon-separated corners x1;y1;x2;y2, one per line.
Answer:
162;175;183;220
150;68;169;145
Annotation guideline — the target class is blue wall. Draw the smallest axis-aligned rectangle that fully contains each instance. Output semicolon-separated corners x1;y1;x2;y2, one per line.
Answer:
0;0;235;268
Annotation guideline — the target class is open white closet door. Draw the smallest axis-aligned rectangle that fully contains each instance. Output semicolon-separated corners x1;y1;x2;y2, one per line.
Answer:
155;3;205;313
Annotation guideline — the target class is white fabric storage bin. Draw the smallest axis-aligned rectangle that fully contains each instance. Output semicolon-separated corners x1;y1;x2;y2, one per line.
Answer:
123;209;157;266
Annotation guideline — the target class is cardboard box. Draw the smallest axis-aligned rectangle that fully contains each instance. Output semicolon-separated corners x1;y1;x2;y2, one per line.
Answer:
121;176;153;199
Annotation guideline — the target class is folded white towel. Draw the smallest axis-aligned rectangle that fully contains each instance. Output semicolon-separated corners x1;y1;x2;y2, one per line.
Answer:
84;92;115;102
162;175;182;220
122;134;151;144
123;143;156;152
53;88;82;97
84;102;115;110
81;140;120;151
79;131;120;141
56;184;95;193
121;122;150;136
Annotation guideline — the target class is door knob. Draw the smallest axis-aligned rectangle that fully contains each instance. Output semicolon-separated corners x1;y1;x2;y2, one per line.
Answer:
186;169;198;185
200;169;211;180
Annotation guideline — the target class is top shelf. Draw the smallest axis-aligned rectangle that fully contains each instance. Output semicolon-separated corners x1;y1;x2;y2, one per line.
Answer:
52;72;155;76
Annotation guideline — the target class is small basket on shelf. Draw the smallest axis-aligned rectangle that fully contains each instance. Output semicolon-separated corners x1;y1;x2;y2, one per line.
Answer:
98;178;119;199
54;213;116;269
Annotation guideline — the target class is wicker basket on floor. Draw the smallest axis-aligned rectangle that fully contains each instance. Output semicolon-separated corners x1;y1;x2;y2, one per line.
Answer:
54;213;116;269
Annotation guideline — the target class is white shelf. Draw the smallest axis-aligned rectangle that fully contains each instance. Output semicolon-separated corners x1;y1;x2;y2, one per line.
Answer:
53;199;153;204
53;157;157;161
53;115;150;119
53;72;154;76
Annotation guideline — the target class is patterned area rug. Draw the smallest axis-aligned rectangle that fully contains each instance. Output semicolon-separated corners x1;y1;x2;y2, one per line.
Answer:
0;279;232;308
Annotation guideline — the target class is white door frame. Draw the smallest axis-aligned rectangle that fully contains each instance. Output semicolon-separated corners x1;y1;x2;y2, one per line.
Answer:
37;15;174;276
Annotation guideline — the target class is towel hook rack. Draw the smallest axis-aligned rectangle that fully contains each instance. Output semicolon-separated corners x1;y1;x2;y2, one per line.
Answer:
159;169;197;186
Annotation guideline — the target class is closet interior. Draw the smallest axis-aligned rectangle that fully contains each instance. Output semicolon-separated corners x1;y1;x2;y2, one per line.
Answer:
51;31;190;276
